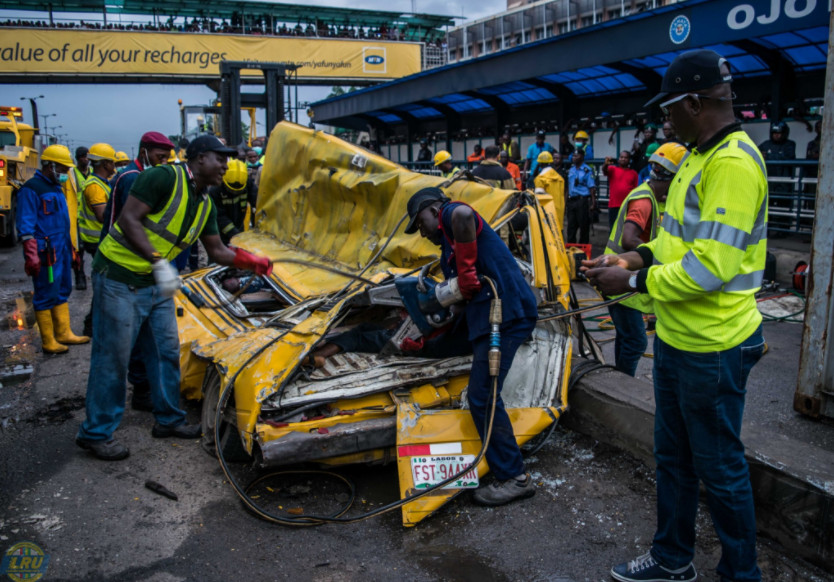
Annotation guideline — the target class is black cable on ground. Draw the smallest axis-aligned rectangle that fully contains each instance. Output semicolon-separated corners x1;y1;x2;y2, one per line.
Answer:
214;279;505;526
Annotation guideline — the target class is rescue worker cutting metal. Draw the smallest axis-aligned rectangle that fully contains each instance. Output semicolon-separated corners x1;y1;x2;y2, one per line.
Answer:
76;135;274;461
16;144;89;354
404;187;538;506
209;159;258;244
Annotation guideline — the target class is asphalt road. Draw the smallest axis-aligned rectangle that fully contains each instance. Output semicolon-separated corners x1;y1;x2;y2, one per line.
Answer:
0;244;831;582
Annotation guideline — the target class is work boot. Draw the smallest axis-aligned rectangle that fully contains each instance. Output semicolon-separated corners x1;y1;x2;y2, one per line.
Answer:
472;473;535;506
151;422;202;439
34;309;68;354
610;551;696;582
75;268;87;291
131;381;154;412
51;303;90;345
82;311;93;337
75;437;130;461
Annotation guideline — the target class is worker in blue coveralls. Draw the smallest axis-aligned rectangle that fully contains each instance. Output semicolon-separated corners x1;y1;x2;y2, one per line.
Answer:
404;187;538;506
16;144;90;354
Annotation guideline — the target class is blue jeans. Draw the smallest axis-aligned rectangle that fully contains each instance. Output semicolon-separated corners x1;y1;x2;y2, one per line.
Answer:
467;319;535;481
77;272;186;442
608;302;647;377
651;326;765;582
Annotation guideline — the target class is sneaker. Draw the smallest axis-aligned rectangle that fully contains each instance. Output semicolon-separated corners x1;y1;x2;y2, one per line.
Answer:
611;551;697;582
151;422;202;439
75;437;130;461
131;382;153;412
472;473;535;506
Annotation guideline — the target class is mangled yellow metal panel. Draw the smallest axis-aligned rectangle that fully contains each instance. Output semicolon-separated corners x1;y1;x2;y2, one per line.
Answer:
175;121;575;526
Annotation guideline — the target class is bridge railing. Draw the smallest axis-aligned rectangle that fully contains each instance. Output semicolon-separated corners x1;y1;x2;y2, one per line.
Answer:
400;158;820;236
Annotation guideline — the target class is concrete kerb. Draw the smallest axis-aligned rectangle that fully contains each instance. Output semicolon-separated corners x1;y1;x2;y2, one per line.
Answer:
562;363;834;574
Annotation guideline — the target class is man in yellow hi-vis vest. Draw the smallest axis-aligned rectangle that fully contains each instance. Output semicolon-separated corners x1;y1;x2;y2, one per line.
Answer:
584;50;767;582
602;142;687;377
76;135;273;462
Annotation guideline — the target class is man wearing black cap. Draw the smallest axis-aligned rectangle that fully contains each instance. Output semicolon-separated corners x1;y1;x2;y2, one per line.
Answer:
583;50;767;582
77;135;273;461
70;146;91;290
405;187;538;507
523;130;554;188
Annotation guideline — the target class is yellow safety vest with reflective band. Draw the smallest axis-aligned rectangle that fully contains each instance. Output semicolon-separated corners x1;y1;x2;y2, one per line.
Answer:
604;182;659;313
641;131;767;352
78;175;110;244
442;166;461;180
99;165;212;274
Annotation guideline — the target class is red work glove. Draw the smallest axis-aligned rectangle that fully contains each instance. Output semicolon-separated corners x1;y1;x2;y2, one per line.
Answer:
23;239;40;277
72;248;82;271
401;337;425;352
454;240;481;299
232;247;273;276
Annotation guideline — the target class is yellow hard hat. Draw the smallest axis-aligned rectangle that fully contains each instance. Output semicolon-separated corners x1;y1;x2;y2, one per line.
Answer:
537;151;554;164
574;130;590;140
41;144;75;168
433;150;452;166
167;149;177;164
114;151;130;163
87;142;117;162
223;159;248;191
649;142;688;174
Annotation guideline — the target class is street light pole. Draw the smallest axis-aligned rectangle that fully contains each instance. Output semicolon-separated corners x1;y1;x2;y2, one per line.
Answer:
20;95;44;131
39;113;56;137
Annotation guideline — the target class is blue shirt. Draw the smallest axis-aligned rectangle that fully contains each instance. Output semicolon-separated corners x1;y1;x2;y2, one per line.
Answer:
567;163;596;198
16;170;71;246
526;142;555;177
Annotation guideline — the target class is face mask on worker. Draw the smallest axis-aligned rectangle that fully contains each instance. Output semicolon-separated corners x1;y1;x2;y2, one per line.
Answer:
575;142;585;149
57;173;69;185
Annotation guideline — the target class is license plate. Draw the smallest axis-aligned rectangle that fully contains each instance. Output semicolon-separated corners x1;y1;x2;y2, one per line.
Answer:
410;455;479;490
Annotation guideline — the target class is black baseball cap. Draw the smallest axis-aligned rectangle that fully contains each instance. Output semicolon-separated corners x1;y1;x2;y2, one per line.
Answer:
536;130;547;138
185;135;238;160
644;49;733;107
404;187;449;234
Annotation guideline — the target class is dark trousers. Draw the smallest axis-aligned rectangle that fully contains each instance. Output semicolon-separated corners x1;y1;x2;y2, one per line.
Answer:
608;206;620;231
467;319;535;481
566;196;591;244
651;327;764;581
608;302;646;376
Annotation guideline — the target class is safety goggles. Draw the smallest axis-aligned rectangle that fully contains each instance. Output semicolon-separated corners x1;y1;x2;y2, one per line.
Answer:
659;92;736;115
650;167;674;182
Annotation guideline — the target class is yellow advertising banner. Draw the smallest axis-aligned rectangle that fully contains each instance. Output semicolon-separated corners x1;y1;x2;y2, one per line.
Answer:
0;28;422;80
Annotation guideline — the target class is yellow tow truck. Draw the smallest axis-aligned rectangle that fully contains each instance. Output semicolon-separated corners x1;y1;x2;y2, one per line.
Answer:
0;106;40;246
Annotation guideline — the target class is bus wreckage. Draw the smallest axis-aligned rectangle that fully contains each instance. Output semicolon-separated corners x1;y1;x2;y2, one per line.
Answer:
174;122;575;526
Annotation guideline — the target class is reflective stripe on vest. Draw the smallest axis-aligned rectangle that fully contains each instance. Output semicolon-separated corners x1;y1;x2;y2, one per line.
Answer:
78;174;110;244
661;139;768;292
605;182;657;255
99;165;211;273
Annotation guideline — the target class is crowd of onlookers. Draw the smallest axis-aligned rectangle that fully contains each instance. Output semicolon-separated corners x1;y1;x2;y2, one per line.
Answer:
0;17;445;43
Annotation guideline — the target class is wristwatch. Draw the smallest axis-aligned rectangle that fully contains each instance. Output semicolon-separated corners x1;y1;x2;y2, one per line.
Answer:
628;273;638;291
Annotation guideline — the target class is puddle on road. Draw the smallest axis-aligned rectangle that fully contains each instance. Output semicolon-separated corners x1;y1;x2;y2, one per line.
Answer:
415;546;509;582
0;292;37;387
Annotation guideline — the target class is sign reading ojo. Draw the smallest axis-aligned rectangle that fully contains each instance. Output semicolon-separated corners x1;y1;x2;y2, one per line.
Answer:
0;29;422;80
727;0;817;30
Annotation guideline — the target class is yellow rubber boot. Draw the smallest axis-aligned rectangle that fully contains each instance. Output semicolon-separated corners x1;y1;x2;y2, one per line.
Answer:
35;309;69;354
51;303;90;345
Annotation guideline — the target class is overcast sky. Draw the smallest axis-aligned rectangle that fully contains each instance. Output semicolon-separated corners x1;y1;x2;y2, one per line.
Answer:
2;0;506;156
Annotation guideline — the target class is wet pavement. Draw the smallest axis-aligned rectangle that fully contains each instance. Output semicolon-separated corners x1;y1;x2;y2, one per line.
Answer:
0;242;832;581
